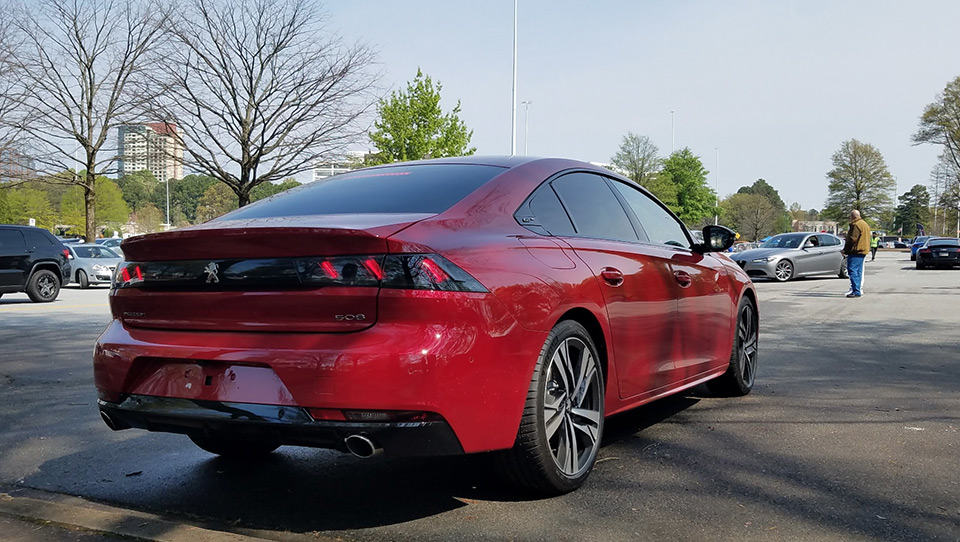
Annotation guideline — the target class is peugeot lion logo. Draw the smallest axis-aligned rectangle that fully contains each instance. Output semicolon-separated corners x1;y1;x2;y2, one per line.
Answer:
204;262;220;284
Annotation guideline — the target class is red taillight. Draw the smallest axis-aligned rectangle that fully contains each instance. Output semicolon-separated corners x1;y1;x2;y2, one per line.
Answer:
62;249;71;259
919;249;932;254
110;254;487;293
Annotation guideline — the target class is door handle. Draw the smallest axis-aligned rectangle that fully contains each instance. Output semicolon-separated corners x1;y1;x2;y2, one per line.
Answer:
673;270;692;288
600;267;624;287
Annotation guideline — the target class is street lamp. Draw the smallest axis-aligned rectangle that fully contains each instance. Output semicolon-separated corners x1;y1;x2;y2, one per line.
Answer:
670;110;675;153
521;101;532;155
510;0;518;156
714;147;719;225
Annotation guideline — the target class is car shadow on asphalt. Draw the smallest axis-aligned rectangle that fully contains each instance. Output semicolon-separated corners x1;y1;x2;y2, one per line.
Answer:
12;394;704;535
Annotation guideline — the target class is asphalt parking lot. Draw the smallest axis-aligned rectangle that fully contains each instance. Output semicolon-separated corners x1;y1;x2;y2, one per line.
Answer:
0;250;957;542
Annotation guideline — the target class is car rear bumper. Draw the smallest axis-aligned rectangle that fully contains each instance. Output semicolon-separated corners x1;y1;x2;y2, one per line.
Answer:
98;395;464;456
93;292;548;455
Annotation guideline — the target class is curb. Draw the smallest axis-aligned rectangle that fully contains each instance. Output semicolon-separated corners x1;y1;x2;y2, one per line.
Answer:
0;489;272;542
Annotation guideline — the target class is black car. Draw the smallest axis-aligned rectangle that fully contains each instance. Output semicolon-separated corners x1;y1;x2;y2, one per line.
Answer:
916;237;960;269
0;225;72;302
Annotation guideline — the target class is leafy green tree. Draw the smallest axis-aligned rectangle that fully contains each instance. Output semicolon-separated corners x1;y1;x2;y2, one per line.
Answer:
611;133;662;186
195;183;238;223
135;203;164;233
60;178;129;236
822;139;895;224
721;193;779;241
609;132;677;209
118;170;160;212
367;69;476;164
251;178;301;202
895;184;931;235
159;174;216;223
737;178;790;232
4;189;57;229
661;148;716;224
914;76;960;176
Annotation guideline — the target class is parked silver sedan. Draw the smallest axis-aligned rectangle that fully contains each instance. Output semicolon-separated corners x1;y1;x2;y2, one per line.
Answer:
730;232;848;282
66;244;122;288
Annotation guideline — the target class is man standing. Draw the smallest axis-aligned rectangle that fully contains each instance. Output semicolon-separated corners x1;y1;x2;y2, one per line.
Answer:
842;210;871;298
870;232;880;261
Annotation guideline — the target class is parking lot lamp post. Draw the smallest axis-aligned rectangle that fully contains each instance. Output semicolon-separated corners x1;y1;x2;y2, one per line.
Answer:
522;101;532;155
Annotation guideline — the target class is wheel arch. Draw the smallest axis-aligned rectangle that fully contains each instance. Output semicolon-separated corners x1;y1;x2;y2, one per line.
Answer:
556;307;609;387
29;261;64;283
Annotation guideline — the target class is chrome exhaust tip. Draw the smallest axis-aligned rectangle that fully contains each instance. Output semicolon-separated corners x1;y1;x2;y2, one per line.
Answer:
99;410;129;431
344;434;382;458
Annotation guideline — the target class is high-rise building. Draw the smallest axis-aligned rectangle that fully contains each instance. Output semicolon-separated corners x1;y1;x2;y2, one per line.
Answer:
117;123;184;182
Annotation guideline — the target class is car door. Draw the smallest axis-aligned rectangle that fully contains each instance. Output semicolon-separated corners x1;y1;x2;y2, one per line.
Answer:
0;229;28;288
793;234;824;275
546;172;680;400
609;180;734;382
816;234;844;272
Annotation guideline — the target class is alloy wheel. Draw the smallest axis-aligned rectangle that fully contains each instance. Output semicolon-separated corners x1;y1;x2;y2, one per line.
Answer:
543;337;602;477
737;303;758;388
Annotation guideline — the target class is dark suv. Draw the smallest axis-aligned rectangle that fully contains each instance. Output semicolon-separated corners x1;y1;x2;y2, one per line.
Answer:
0;225;72;302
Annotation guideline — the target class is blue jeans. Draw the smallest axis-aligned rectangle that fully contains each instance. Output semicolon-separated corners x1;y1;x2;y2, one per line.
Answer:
847;254;865;296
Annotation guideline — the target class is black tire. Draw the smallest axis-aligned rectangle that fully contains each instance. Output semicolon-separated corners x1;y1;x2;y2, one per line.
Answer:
708;297;759;397
774;260;794;282
25;269;61;303
910;253;916;261
500;320;604;495
77;270;90;289
838;256;848;278
188;433;280;459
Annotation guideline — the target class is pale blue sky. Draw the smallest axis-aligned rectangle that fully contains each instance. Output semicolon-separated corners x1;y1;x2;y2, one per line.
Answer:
326;1;960;211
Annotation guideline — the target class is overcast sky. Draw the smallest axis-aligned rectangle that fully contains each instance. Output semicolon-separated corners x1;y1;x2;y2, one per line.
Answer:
326;1;960;211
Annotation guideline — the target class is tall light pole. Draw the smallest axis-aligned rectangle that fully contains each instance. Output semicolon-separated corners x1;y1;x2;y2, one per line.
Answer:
521;100;532;155
510;0;518;156
670;110;675;153
714;147;720;225
164;177;170;228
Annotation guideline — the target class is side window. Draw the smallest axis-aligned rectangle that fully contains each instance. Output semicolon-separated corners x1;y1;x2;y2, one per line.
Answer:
818;234;840;246
0;230;26;250
610;181;691;248
24;230;54;249
551;173;638;241
528;187;575;236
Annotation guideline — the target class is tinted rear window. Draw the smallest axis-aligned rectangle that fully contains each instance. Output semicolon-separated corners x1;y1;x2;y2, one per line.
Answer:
218;164;505;220
928;239;959;247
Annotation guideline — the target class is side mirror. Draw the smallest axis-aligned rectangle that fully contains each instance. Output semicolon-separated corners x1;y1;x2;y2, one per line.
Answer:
697;225;736;253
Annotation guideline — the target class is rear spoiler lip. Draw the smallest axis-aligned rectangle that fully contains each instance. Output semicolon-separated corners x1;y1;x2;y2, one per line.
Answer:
121;214;435;261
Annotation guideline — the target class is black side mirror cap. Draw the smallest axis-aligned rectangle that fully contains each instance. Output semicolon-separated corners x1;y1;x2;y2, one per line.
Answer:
696;225;736;253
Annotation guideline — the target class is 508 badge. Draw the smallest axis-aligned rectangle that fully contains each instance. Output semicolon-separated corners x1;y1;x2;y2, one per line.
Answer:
335;314;366;321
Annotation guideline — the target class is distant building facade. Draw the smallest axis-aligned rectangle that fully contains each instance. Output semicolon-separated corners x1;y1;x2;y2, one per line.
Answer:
793;220;839;235
118;123;184;182
0;147;35;183
312;151;370;182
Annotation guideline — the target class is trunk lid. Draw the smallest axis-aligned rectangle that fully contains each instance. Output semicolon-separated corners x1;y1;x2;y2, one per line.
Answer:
112;214;431;333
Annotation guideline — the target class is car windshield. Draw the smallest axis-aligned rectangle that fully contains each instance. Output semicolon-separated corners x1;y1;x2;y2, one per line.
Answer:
759;233;807;249
73;246;120;258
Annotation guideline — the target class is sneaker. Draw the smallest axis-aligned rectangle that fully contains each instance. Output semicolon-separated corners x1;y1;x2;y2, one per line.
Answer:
846;293;861;298
844;290;853;296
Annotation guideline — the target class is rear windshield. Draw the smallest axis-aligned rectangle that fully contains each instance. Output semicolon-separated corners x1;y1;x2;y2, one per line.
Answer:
928;238;960;247
217;163;505;220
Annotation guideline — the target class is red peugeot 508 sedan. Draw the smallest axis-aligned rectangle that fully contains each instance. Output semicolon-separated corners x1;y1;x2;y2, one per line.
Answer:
94;156;758;494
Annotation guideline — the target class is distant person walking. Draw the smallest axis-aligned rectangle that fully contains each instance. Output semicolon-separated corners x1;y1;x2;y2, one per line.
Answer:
842;210;871;298
870;232;880;261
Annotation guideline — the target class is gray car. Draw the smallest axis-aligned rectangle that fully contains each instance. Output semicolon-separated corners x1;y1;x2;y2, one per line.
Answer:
66;244;122;288
730;232;848;282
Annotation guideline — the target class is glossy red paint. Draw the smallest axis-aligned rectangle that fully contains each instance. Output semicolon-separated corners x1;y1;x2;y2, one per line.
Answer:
94;156;756;458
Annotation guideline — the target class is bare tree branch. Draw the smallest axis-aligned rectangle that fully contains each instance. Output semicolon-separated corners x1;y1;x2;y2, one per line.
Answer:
4;0;169;239
140;0;380;207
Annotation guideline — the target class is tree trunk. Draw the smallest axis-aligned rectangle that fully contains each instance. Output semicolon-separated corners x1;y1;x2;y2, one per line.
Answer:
84;167;97;243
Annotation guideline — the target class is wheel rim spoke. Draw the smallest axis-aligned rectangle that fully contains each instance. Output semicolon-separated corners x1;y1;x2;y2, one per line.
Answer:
544;335;602;477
